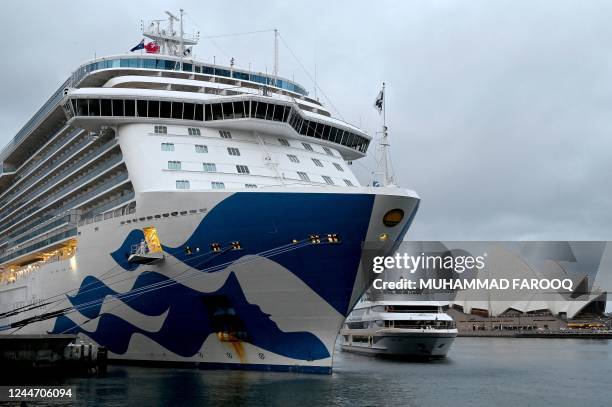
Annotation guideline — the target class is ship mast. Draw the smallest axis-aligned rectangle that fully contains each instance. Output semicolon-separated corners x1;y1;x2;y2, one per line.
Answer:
142;10;199;59
379;82;394;186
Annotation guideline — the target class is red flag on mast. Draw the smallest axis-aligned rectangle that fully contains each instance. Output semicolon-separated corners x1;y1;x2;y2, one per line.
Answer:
145;42;160;54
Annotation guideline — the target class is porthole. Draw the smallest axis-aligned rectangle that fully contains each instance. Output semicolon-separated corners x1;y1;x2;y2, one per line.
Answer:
383;209;404;227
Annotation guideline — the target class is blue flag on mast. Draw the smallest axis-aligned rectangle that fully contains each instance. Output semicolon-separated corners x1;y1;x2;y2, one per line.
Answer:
130;39;145;52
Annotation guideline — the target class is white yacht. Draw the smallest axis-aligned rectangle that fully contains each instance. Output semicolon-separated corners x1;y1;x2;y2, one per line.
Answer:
0;12;419;373
341;300;457;358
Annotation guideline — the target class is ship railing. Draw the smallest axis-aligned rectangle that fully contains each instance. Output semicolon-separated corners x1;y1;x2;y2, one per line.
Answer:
0;153;122;223
0;141;119;230
0;134;99;208
0;172;128;237
131;242;150;256
5;212;78;248
0;79;70;164
78;191;135;226
0;228;77;266
14;127;82;184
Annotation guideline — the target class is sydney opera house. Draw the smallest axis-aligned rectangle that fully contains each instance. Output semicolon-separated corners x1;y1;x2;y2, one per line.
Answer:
383;242;609;321
451;244;608;320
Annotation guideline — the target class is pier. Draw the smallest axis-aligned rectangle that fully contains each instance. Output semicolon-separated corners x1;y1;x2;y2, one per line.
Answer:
0;334;107;377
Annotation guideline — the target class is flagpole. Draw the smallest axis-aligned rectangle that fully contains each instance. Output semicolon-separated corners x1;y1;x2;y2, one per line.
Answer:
380;82;393;186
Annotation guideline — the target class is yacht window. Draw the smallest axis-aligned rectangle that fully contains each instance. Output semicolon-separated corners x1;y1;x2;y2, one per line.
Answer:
195;144;208;153
188;128;201;136
227;147;241;156
344;179;354;187
154;125;167;134
219;130;232;139
323;146;334;156
322;175;334;185
211;181;225;189
278;138;290;146
161;143;175;152
245;184;257;188
287;154;300;163
302;142;313;151
333;163;344;172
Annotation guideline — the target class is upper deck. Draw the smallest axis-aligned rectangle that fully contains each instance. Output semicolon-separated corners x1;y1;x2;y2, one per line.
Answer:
0;53;370;187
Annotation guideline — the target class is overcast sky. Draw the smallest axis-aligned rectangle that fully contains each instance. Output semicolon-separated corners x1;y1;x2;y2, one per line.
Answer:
2;0;612;241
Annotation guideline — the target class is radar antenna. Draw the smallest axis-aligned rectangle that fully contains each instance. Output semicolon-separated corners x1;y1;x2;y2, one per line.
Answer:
142;10;199;61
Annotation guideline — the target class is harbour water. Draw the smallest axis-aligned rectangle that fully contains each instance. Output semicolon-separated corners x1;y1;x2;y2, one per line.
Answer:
5;337;610;406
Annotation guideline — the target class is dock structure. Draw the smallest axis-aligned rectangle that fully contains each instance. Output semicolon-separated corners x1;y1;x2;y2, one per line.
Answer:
447;308;612;338
0;334;107;376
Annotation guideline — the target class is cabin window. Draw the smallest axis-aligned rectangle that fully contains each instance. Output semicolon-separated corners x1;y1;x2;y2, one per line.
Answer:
344;179;354;187
245;184;257;188
154;125;167;134
137;100;147;117
160;101;171;118
176;180;190;189
297;171;310;182
148;100;160;118
211;103;222;120
312;158;323;167
101;99;113;116
236;165;250;174
302;142;313;151
233;101;245;118
333;163;344;172
323;146;334;156
287;154;300;163
211;181;225;189
227;147;241;156
183;103;195;120
195;144;208;153
322;175;334;185
188;128;201;136
219;130;232;139
172;102;183;119
202;163;216;172
161;143;175;151
168;161;182;170
278;138;290;146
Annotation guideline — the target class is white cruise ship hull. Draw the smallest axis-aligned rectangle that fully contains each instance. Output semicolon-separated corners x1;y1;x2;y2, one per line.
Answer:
0;187;418;374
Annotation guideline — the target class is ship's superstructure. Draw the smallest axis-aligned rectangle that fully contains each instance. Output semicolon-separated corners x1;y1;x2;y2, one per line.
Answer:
341;300;457;358
0;12;419;373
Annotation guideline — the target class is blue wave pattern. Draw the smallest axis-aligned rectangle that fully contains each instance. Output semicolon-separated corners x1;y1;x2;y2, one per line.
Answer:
110;229;145;271
65;192;381;362
52;271;330;360
112;192;376;315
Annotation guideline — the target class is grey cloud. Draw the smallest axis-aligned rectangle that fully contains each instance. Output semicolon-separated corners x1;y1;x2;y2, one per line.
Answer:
2;0;612;243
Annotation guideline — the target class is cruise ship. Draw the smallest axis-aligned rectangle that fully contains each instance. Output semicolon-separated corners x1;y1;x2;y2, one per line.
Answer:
0;12;419;373
341;300;457;358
